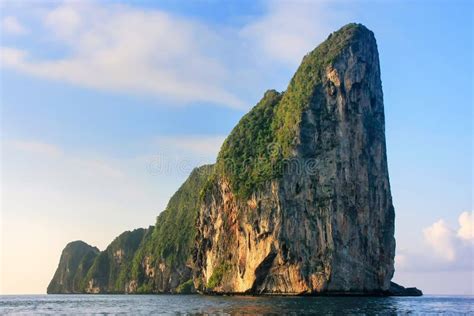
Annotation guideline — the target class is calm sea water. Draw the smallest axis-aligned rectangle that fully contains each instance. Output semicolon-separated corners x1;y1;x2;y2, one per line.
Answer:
1;294;473;315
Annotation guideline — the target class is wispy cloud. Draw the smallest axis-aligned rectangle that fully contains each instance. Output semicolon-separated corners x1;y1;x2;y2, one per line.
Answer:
0;0;349;108
1;16;28;35
241;0;345;65
1;2;244;108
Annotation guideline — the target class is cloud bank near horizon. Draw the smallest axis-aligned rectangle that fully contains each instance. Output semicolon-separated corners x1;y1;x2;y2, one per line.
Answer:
395;211;473;278
394;212;473;295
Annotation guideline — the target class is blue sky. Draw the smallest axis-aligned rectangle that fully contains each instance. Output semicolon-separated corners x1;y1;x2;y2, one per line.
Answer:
1;0;472;295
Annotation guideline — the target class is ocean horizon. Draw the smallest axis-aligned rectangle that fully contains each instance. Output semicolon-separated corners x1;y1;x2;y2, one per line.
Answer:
1;294;473;314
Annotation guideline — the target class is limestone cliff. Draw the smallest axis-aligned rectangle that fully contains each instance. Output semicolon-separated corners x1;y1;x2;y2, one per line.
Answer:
48;165;212;294
83;228;148;293
125;165;213;294
193;23;396;294
49;23;417;296
47;241;99;294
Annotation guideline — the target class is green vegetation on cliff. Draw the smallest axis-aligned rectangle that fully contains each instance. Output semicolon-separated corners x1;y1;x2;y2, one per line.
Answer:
129;164;214;291
48;23;378;295
84;228;147;293
216;90;283;197
48;165;212;294
208;23;371;199
47;241;99;294
273;23;370;157
206;262;232;289
152;164;214;265
176;279;194;294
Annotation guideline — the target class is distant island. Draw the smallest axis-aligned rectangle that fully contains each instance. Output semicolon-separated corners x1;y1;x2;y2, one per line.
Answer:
48;23;421;297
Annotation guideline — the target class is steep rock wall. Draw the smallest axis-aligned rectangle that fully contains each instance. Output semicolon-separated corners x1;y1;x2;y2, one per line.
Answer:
48;23;401;296
194;23;395;295
47;241;99;294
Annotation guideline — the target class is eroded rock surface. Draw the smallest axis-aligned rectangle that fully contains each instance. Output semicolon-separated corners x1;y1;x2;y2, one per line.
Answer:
47;241;99;294
49;23;414;296
194;23;396;295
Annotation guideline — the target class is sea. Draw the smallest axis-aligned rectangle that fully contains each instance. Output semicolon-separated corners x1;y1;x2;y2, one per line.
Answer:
0;294;473;315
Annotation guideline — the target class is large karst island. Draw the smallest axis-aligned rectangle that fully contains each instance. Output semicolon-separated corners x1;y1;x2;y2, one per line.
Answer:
48;23;421;296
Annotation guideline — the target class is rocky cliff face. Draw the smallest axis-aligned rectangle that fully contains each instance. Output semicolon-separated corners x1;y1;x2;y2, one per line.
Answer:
47;241;99;294
83;228;148;293
193;23;395;294
48;165;212;294
125;165;213;294
49;23;408;296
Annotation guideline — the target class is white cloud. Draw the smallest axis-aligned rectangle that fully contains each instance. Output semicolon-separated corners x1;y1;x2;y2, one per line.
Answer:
240;0;342;65
421;212;474;264
1;2;244;108
1;16;28;35
394;213;473;295
423;219;457;261
396;212;474;274
0;47;26;65
44;4;82;38
457;211;473;241
0;1;350;108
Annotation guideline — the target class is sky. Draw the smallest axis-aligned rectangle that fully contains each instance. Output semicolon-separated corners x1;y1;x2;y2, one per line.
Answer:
0;0;472;295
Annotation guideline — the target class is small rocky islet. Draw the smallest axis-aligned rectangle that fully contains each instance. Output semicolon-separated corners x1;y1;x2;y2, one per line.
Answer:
48;23;421;297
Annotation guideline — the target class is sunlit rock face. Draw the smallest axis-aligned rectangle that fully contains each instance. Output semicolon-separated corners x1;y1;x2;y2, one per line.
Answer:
194;23;395;295
48;23;398;296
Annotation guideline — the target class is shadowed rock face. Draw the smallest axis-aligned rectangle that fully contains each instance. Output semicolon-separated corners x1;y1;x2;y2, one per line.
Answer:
83;228;148;294
49;23;410;296
387;282;423;296
47;241;99;294
194;23;396;294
